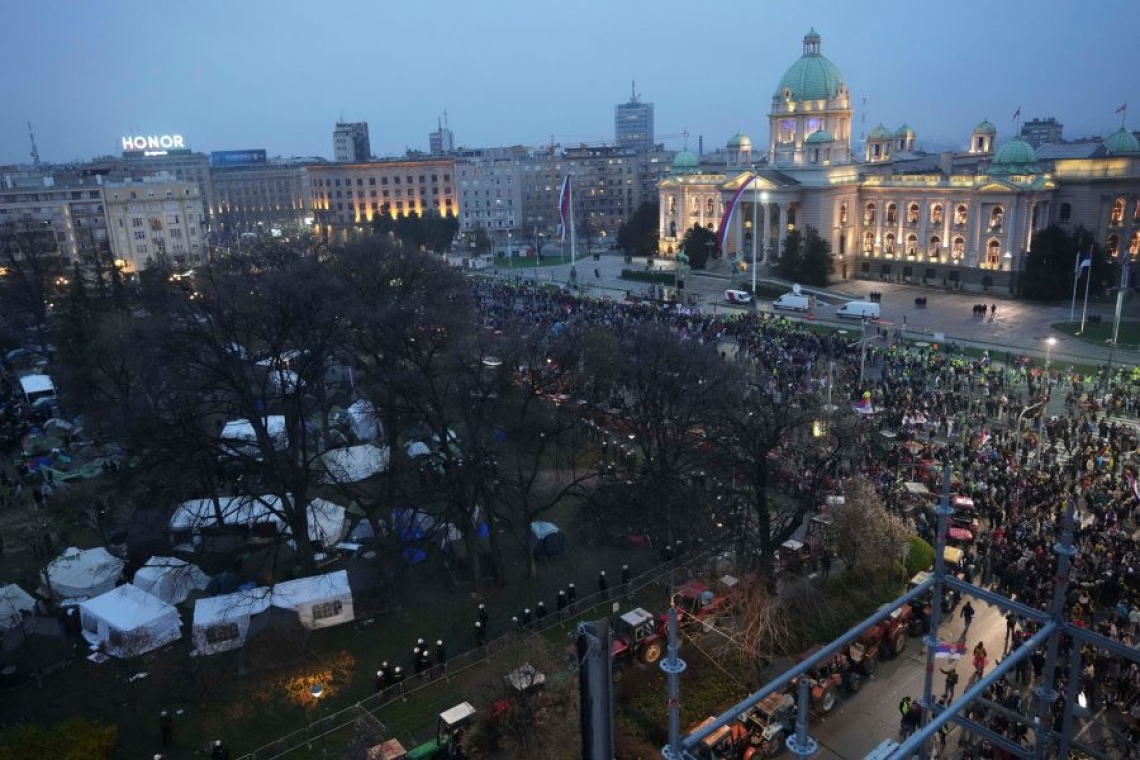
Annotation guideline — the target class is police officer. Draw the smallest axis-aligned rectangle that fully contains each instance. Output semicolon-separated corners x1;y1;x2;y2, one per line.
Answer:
393;666;406;692
435;640;446;667
413;647;424;673
536;601;547;620
521;608;532;627
599;571;608;595
478;603;489;626
474;621;486;646
622;564;631;585
567;583;577;603
557;589;568;611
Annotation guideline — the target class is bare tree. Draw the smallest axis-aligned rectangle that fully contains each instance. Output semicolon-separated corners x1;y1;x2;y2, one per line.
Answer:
0;215;67;351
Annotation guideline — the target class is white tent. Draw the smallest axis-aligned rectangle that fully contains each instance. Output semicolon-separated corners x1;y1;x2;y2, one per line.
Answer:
405;441;431;458
346;399;381;442
192;587;272;655
19;374;55;404
78;584;182;658
319;444;390;484
219;416;288;458
133;557;210;605
42;547;125;600
271;570;354;630
170;495;349;549
0;584;36;629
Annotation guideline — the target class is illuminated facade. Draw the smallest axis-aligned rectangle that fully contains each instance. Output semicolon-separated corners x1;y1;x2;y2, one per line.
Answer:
211;162;310;237
103;174;207;272
658;29;1140;293
304;159;457;237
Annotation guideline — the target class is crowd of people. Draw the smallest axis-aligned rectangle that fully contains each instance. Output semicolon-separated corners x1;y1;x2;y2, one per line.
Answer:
474;280;1140;752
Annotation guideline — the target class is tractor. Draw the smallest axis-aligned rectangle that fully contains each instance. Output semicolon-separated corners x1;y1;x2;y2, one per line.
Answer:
405;702;479;759
670;579;728;631
792;644;864;713
612;607;664;665
857;604;913;664
739;692;797;758
688;716;750;760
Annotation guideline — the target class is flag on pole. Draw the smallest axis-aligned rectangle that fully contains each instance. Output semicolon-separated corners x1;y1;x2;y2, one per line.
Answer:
1125;469;1140;501
1122;249;1132;290
1117;103;1128;115
1075;247;1092;275
558;175;572;242
978;426;992;448
851;394;875;415
716;176;755;253
935;641;967;659
1012;106;1021;121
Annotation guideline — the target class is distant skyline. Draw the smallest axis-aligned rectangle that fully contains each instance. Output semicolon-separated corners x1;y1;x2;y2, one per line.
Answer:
2;0;1137;165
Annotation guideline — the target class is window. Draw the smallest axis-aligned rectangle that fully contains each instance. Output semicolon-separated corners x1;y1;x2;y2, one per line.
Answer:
1130;232;1140;256
954;205;968;226
989;206;1004;230
1134;201;1140;224
839;202;848;226
1108;234;1119;257
986;239;1001;267
706;198;714;215
1110;198;1125;227
886;203;898;225
204;623;240;645
906;234;917;255
369;178;375;186
931;204;943;225
133;230;146;240
838;233;846;255
1059;203;1072;222
929;235;941;253
865;203;876;225
863;231;874;253
884;232;896;254
906;203;919;225
925;268;936;280
132;217;143;228
952;237;965;258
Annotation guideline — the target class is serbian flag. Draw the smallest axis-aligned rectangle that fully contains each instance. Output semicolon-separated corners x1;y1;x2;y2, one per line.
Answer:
1075;247;1092;275
935;640;966;659
979;427;992;447
1117;103;1128;115
1125;470;1140;501
716;176;755;253
851;393;875;415
558;175;572;242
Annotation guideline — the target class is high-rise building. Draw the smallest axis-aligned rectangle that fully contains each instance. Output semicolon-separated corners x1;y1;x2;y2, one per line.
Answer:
1020;118;1063;148
0;172;111;266
615;82;654;151
103;174;207;272
333;122;371;163
455;148;523;252
429;113;455;156
209;151;313;238
121;142;214;226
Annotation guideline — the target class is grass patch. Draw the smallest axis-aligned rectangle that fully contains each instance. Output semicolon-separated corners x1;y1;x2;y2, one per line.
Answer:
492;255;574;269
621;269;677;284
1052;320;1140;350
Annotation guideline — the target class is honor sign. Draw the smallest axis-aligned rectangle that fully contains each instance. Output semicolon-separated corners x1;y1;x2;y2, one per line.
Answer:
121;134;186;155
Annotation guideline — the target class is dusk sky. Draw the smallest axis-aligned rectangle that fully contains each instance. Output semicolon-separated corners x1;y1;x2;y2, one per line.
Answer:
3;0;1137;165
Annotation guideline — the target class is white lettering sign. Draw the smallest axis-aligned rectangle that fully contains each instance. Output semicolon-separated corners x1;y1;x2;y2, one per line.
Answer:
121;135;185;152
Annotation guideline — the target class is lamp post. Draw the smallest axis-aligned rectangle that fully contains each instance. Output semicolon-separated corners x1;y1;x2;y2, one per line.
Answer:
310;683;328;758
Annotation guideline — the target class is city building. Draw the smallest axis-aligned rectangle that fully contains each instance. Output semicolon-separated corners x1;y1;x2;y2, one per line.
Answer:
209;151;312;238
103;174;207;272
657;28;1140;293
0;172;112;266
615;83;654;151
120;137;214;225
333;122;371;163
305;158;457;240
429;114;455;156
455;148;524;253
1020;117;1064;148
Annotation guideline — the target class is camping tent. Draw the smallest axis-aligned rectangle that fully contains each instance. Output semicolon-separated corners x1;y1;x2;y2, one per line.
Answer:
170;495;349;549
0;584;36;629
271;570;354;630
192;587;272;655
19;374;55;405
319;444;390;484
42;547;125;600
78;584;182;658
219;416;288;458
529;521;568;558
346;399;382;442
133;557;210;605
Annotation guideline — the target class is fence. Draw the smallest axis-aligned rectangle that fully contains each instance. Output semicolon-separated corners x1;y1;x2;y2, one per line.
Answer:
238;548;718;760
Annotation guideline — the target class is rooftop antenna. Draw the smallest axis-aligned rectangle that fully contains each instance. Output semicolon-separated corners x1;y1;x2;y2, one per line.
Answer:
28;122;41;168
631;79;639;103
443;109;449;129
860;95;867;144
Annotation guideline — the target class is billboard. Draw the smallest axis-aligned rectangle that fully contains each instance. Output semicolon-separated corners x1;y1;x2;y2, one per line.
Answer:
210;150;268;167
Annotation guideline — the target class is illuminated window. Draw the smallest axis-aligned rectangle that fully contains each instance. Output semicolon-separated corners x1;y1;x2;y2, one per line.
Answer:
863;231;874;252
931;204;943;225
952;237;965;258
886;203;898;225
1108;234;1119;257
1130;232;1140;256
839;202;849;226
955;205;968;226
986;240;1001;267
906;234;917;255
884;232;896;253
929;235;941;253
907;203;919;225
865;202;876;225
1134;201;1140;224
989;206;1004;229
1110;198;1125;227
706;198;714;215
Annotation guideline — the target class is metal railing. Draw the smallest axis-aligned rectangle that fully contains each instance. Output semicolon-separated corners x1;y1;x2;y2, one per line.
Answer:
238;548;717;760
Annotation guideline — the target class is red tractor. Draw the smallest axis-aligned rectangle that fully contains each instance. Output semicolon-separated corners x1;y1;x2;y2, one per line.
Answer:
670;579;728;631
611;607;664;665
792;643;865;713
857;604;913;665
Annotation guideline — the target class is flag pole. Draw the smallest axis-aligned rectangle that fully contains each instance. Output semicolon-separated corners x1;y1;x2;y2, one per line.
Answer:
1070;247;1081;323
1112;254;1129;346
570;179;577;267
1079;251;1093;333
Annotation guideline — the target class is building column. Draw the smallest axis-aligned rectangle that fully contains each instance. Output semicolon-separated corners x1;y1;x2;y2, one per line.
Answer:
778;204;788;257
762;201;772;264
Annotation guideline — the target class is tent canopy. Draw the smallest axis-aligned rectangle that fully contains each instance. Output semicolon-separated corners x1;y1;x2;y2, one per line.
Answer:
192;587;272;655
0;584;36;629
529;521;567;558
42;547;125;600
346;399;381;442
219;417;288;457
79;583;182;658
133;557;210;605
319;444;390;484
170;495;349;549
271;570;354;630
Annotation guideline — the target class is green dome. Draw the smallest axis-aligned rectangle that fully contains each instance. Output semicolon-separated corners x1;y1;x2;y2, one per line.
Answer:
974;119;997;134
805;129;835;144
672;148;699;173
726;131;752;148
1103;127;1140;155
990;137;1039;174
775;30;846;102
868;123;893;140
895;123;914;137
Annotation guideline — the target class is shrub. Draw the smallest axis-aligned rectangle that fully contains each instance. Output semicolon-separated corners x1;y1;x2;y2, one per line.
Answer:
905;535;935;576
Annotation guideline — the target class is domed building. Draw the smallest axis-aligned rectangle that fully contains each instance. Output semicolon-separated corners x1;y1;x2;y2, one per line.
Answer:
658;28;1140;292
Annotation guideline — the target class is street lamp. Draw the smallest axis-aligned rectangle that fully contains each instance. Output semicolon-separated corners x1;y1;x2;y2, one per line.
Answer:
1044;337;1056;370
760;191;771;267
310;683;328;758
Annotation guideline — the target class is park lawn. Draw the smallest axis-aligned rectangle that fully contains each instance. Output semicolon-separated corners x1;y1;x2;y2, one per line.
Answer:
1052;320;1140;349
492;255;576;269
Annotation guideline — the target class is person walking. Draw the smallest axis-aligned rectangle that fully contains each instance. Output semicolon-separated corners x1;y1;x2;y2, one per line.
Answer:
1004;611;1017;650
159;711;174;748
939;663;960;701
211;739;231;760
961;600;976;634
973;642;988;678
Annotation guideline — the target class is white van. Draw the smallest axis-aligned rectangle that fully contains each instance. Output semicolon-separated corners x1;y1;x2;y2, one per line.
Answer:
724;289;752;305
836;301;881;319
772;293;813;311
